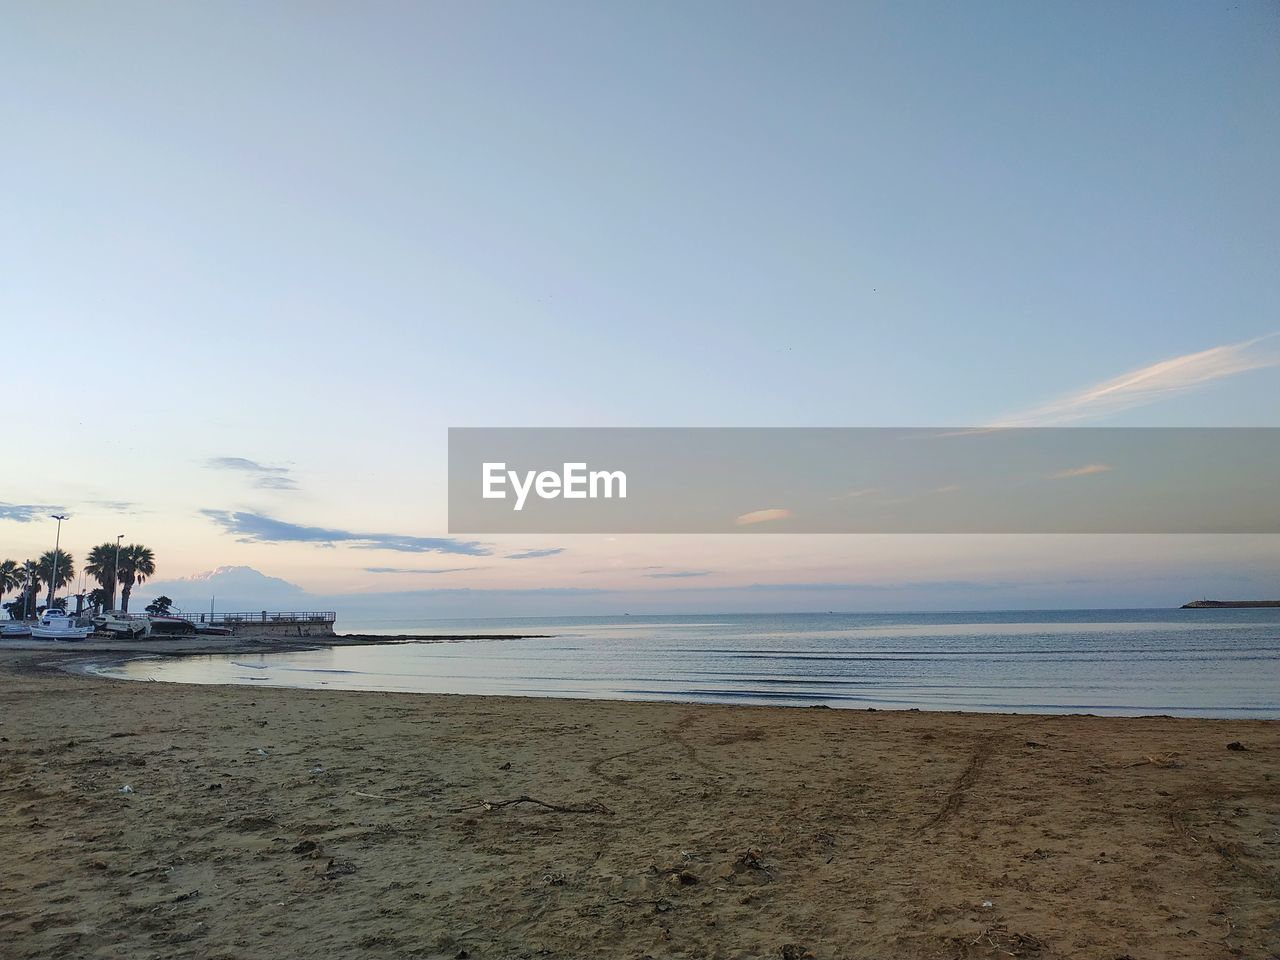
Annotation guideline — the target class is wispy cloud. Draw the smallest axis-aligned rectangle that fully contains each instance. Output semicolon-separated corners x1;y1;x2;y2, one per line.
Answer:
734;508;792;526
505;548;566;560
740;579;1010;592
90;500;139;513
206;457;299;491
200;510;490;556
1048;463;1112;480
578;564;670;575
0;503;64;523
207;456;287;474
828;488;880;501
364;566;484;575
644;570;712;579
993;334;1280;426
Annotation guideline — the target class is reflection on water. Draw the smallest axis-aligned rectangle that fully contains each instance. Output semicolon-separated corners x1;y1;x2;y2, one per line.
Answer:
95;610;1280;718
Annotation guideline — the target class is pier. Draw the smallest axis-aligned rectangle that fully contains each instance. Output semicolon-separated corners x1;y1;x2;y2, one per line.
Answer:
174;610;337;637
1181;600;1280;609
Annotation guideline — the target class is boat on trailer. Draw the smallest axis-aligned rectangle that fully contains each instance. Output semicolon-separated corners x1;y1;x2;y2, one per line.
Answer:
92;611;152;638
1;621;33;638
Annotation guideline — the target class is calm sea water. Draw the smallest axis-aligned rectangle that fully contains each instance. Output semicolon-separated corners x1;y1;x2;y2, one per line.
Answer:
95;610;1280;718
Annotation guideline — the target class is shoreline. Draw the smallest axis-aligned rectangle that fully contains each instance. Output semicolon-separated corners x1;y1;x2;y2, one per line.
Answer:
25;628;1275;722
2;631;550;681
42;649;1279;723
11;631;1276;721
5;633;554;702
0;631;551;658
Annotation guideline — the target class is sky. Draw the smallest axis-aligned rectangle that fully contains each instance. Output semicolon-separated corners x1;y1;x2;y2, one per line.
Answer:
2;2;1278;617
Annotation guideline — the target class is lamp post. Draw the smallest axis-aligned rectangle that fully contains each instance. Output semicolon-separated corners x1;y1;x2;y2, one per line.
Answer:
48;514;69;608
113;534;124;611
23;561;33;620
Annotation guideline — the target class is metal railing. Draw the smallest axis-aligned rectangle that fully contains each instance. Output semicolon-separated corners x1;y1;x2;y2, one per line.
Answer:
169;610;337;626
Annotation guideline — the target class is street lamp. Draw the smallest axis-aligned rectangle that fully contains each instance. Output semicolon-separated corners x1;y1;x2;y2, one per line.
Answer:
48;514;69;608
113;534;124;612
23;560;33;620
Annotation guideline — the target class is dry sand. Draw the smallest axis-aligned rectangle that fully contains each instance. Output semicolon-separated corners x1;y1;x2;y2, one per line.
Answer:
0;648;1276;960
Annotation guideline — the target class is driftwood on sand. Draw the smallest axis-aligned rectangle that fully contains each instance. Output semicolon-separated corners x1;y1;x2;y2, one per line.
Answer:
450;794;613;815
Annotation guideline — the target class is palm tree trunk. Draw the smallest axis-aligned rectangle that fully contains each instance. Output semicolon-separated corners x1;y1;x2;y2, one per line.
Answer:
121;579;132;613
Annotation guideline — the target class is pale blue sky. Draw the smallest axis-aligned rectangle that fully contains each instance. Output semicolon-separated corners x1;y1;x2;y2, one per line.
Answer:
3;2;1278;612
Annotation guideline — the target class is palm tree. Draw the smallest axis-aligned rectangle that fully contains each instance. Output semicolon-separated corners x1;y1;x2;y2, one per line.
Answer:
117;544;156;613
85;543;122;611
18;562;40;619
36;549;75;607
0;560;21;617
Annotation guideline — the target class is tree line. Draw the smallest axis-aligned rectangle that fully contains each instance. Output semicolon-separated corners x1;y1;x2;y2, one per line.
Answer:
0;544;155;620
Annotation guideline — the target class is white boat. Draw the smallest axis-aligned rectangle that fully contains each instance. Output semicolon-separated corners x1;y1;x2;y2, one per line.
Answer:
1;621;33;638
30;609;92;640
92;611;152;638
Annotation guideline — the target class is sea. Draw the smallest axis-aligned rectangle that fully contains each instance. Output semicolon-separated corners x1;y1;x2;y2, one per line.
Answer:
92;609;1280;718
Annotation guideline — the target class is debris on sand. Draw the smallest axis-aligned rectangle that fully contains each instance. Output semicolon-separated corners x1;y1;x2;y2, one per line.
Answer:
451;794;612;815
665;869;700;887
1226;741;1248;752
292;839;322;856
1126;753;1182;769
780;944;813;959
950;924;1045;958
725;847;774;882
322;859;357;880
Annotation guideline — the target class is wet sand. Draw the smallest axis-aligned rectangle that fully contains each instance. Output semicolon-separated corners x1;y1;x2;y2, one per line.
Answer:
0;648;1276;959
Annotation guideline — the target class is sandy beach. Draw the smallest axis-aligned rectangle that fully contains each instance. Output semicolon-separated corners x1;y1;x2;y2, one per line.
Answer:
1;648;1276;960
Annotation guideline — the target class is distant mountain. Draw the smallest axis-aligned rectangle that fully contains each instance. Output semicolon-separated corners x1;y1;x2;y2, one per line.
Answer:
136;565;313;614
